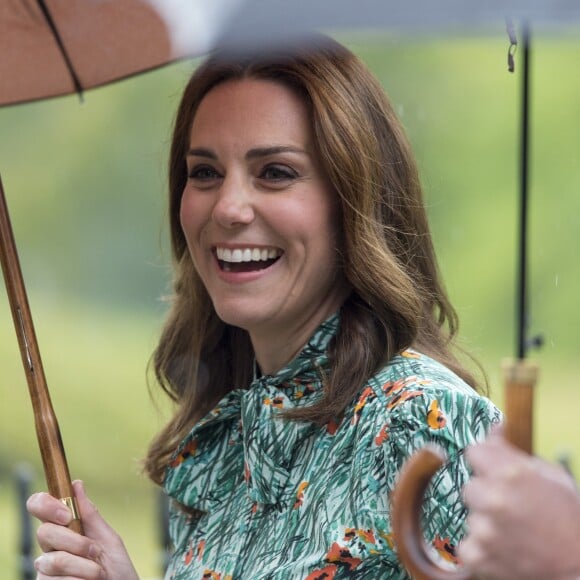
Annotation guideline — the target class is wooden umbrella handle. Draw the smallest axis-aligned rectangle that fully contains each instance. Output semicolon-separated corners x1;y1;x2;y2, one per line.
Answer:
391;358;538;579
501;358;536;454
0;176;82;534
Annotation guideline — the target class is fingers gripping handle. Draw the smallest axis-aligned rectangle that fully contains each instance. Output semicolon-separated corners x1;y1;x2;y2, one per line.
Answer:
391;445;473;580
392;358;538;579
61;496;83;534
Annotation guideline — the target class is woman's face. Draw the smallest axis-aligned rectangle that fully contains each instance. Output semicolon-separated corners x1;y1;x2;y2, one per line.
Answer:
180;78;349;349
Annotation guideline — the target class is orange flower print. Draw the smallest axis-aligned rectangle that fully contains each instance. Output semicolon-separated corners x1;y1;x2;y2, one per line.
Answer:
326;418;339;435
378;530;395;549
427;399;447;429
305;564;338;579
197;539;206;561
352;387;375;425
184;542;194;565
343;528;376;547
170;439;198;467
294;481;309;509
387;390;423;410
264;396;285;408
184;539;206;565
382;376;430;398
401;350;421;359
202;570;221;579
326;542;362;570
374;423;389;445
433;536;459;565
382;378;408;397
295;384;317;399
357;529;376;544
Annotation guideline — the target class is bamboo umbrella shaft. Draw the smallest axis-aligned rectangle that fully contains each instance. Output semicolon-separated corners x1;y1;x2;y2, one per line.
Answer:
502;358;537;454
0;176;82;534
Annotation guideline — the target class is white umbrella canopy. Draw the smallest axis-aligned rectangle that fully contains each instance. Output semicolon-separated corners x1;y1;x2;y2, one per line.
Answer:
213;0;580;50
2;0;578;108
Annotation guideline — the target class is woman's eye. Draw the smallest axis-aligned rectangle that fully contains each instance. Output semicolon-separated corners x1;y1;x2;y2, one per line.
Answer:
260;165;298;182
188;165;220;181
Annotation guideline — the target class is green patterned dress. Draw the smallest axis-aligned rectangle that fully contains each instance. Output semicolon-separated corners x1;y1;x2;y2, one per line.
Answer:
163;315;501;579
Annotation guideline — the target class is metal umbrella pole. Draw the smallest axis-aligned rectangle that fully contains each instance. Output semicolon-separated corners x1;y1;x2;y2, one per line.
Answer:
391;22;541;579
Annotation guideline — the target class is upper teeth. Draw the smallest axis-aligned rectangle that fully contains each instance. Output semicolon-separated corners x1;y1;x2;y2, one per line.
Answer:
216;247;281;263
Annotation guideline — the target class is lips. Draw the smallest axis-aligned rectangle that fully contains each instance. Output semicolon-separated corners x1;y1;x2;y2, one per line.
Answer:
214;246;283;273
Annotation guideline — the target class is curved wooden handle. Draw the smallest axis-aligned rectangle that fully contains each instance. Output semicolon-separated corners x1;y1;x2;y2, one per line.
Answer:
0;177;83;534
391;358;538;579
392;444;472;580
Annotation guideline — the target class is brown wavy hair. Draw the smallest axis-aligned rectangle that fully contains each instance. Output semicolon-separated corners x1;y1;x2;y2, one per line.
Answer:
144;36;481;484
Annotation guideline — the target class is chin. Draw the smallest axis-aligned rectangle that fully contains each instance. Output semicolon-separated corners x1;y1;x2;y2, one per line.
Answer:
212;304;267;332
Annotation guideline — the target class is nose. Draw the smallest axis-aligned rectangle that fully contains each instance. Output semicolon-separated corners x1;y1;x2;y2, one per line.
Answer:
211;175;255;228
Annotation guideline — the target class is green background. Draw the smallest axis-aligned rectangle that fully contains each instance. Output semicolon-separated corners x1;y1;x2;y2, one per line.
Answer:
1;33;579;577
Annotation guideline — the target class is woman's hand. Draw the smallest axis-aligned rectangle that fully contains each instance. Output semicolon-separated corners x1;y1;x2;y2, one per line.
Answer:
459;431;580;580
27;480;139;579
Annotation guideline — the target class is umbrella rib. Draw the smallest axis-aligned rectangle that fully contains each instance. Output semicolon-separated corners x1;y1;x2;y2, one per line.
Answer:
36;0;84;100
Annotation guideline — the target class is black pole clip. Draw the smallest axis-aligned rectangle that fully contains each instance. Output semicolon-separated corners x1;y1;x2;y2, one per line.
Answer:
506;18;518;73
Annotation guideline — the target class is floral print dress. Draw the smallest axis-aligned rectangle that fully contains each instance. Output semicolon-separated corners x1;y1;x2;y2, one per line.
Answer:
163;315;501;579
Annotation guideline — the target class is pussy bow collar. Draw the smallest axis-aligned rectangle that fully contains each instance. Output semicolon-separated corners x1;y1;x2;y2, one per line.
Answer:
164;315;338;509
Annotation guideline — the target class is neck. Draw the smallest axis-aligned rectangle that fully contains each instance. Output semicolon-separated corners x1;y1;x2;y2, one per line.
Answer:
252;325;316;376
251;293;348;376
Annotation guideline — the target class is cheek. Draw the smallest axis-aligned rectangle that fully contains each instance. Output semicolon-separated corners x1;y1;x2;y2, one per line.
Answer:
179;190;204;247
314;195;342;253
179;197;190;240
179;197;207;277
293;204;342;277
316;202;345;279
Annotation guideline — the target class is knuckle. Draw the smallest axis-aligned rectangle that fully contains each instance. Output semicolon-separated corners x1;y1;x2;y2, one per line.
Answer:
487;490;506;512
26;491;46;513
50;551;66;569
36;521;54;544
468;514;496;547
36;552;60;574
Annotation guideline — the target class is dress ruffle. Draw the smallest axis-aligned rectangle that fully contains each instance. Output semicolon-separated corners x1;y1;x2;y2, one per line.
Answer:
164;315;339;509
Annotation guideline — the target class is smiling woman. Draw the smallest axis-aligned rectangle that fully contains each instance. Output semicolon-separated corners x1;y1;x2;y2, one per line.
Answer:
26;36;501;579
180;78;349;373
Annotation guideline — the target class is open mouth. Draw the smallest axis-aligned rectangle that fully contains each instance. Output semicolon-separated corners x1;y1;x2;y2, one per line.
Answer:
215;246;283;273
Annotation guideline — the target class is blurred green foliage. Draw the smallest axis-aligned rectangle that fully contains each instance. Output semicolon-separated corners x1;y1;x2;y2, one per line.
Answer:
1;34;579;577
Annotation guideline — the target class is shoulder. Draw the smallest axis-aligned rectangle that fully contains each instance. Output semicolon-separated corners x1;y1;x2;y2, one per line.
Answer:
371;348;480;399
349;349;501;459
326;350;500;559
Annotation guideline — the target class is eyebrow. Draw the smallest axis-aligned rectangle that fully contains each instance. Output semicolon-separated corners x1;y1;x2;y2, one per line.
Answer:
246;146;309;160
186;145;310;160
